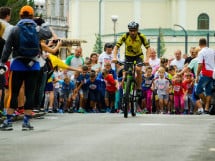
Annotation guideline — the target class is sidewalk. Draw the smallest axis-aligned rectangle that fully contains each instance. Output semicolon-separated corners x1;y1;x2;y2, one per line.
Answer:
0;112;46;124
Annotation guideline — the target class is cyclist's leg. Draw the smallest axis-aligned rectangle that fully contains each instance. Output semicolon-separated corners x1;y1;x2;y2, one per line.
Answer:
136;55;144;95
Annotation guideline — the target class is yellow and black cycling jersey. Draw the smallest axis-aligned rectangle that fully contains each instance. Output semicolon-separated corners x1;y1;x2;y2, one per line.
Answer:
116;32;150;57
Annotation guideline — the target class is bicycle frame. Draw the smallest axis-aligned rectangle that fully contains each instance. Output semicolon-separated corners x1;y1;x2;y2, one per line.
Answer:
123;61;138;118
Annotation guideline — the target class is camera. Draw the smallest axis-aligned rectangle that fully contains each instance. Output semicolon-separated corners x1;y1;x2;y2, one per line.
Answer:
52;39;60;43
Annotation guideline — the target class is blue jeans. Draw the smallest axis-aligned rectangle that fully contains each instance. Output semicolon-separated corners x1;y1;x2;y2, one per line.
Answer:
196;75;213;96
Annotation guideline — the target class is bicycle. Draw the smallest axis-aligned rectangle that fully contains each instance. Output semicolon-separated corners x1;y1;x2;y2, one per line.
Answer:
118;60;144;118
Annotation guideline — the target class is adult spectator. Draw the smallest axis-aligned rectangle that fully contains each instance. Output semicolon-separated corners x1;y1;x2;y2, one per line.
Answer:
184;47;197;65
170;49;185;71
0;22;6;116
98;42;115;70
0;5;40;131
65;46;84;68
65;46;84;77
178;47;200;77
0;7;13;40
0;7;13;114
148;48;160;74
90;52;100;73
196;38;215;114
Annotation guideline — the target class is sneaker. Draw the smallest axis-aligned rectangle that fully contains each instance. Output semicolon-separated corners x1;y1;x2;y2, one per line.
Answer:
78;107;85;113
204;110;209;115
17;107;24;115
196;110;204;115
33;109;40;113
58;109;64;114
106;108;111;113
22;123;34;131
0;122;13;131
40;108;45;112
48;109;53;113
183;109;189;115
67;108;74;113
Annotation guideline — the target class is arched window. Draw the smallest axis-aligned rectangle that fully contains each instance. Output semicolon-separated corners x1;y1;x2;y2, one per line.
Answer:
198;13;209;30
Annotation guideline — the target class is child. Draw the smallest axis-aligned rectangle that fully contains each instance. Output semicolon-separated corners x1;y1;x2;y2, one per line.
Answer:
75;65;90;113
141;66;154;113
167;65;176;114
183;72;195;114
69;71;80;112
151;67;169;114
58;76;75;112
85;71;101;112
102;68;117;113
172;74;186;114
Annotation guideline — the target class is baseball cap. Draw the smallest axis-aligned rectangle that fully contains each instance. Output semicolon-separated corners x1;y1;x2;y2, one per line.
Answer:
19;5;34;16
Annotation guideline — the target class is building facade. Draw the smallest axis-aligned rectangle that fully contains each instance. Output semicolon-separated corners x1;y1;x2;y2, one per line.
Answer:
43;0;215;58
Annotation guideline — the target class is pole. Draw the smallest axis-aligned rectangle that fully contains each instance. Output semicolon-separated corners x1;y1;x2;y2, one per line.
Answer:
207;32;209;47
111;15;118;44
98;0;102;54
157;28;161;58
113;21;116;43
174;24;188;54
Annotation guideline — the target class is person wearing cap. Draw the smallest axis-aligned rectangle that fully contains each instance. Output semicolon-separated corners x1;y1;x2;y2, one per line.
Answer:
112;21;151;96
0;5;40;131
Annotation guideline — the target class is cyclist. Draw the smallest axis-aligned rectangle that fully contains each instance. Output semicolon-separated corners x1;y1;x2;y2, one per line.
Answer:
112;21;151;96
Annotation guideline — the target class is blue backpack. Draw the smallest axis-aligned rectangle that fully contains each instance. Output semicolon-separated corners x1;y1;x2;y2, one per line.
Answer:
17;20;40;58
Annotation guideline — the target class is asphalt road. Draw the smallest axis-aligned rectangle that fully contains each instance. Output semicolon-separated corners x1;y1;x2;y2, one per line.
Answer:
0;113;215;161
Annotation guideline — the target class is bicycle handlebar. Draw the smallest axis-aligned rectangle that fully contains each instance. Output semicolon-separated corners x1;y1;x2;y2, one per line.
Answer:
116;60;145;67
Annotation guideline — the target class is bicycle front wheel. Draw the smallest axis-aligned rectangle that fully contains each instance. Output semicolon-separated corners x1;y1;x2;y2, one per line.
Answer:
123;79;132;118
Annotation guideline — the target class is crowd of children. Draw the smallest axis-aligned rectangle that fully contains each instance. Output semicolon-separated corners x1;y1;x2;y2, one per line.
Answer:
29;44;214;116
0;42;214;118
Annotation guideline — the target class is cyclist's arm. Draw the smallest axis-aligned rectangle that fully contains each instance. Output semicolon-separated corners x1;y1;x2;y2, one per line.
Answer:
113;34;126;61
113;46;119;60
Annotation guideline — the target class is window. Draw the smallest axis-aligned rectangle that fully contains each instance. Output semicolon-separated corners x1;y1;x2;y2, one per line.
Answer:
198;13;209;30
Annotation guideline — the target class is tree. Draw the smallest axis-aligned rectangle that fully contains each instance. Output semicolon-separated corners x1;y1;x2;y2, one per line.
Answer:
0;0;8;6
157;27;166;58
93;34;103;54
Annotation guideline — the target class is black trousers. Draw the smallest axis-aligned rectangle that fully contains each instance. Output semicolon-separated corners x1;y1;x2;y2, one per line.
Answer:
7;70;39;110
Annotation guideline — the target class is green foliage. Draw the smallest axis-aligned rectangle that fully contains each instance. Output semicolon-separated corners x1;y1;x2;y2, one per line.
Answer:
0;0;8;6
93;34;103;54
159;30;166;57
157;28;166;58
0;0;35;25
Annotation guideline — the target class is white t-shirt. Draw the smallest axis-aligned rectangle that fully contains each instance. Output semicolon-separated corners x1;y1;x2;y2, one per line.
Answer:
197;47;215;77
98;52;115;70
149;58;160;73
170;58;185;70
0;19;13;40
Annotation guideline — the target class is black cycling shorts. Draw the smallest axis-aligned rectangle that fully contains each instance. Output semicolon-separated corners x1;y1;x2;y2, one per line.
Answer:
124;54;143;71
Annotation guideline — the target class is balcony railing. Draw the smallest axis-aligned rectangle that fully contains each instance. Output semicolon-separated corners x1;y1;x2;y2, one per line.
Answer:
44;16;68;28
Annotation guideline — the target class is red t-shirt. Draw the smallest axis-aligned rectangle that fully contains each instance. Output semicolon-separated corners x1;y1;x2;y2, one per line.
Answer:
104;74;117;93
172;81;185;96
182;79;194;94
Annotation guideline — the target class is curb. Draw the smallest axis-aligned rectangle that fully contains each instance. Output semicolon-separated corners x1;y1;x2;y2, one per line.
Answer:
0;112;46;124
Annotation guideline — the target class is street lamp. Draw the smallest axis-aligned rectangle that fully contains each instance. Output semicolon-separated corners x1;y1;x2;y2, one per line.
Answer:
111;15;118;43
174;24;188;54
